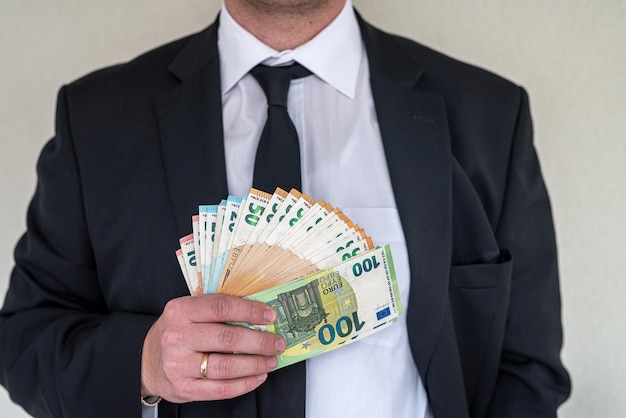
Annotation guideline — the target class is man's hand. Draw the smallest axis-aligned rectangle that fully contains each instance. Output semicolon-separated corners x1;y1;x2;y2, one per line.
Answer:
141;294;285;403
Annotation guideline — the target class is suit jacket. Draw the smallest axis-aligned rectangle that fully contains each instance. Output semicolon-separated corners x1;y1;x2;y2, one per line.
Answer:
0;12;570;418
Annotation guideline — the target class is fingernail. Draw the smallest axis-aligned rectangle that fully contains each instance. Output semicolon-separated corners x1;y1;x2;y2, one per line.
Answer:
257;373;268;382
267;356;278;369
264;309;276;322
275;338;286;352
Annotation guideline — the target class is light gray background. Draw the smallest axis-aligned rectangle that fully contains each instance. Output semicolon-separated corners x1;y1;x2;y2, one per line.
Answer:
1;1;624;417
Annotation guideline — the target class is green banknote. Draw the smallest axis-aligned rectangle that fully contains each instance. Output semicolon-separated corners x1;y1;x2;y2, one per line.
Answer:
244;245;403;368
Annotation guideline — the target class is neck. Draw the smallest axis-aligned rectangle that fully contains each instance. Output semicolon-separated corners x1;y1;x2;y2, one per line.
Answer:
224;0;346;51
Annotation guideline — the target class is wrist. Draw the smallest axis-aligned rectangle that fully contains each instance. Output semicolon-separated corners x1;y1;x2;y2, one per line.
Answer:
140;324;158;399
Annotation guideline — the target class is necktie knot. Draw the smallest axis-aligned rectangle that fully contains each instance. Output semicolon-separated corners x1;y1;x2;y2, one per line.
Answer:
251;63;312;107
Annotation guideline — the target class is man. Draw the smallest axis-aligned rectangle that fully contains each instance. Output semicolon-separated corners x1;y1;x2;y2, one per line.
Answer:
0;0;570;417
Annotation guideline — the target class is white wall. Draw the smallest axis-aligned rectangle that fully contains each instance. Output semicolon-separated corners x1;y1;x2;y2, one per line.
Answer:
1;1;624;417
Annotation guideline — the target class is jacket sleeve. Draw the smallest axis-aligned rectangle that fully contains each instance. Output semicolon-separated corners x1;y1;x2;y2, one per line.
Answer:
0;87;156;417
486;88;571;417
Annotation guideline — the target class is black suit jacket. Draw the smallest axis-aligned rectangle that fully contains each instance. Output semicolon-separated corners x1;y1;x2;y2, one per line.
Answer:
0;13;570;418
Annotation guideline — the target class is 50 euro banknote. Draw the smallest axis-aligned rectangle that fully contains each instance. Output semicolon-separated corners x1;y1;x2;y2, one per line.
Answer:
242;244;402;369
176;188;376;297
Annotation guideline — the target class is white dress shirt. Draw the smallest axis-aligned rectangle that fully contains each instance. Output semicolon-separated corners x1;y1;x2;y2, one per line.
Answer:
144;1;432;417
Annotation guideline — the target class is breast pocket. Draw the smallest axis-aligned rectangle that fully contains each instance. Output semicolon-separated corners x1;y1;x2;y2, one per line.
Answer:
449;250;513;405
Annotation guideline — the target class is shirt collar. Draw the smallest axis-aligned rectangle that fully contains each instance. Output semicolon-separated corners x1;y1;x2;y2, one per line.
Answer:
218;0;362;99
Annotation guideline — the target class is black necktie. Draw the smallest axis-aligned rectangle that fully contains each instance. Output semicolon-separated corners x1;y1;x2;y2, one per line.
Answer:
250;63;310;417
251;63;312;192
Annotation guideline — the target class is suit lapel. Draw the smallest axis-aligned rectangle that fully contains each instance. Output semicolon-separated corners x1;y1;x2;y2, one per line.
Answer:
156;22;229;239
358;15;455;398
155;20;306;418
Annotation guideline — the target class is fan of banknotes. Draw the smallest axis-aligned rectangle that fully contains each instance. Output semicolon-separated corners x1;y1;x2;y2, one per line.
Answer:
175;187;403;368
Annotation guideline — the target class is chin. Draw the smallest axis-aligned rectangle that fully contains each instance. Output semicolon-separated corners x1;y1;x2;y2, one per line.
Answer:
239;0;336;15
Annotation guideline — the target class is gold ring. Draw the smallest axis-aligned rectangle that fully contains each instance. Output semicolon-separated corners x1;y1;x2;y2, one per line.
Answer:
200;352;209;379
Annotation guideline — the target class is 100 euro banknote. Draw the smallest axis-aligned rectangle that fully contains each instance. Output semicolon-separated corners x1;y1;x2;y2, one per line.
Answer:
243;244;402;368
